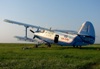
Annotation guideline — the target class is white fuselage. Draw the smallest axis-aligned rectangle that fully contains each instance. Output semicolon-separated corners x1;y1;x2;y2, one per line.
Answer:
34;30;77;45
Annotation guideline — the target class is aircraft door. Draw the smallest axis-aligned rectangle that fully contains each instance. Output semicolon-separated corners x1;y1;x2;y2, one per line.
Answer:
54;35;59;43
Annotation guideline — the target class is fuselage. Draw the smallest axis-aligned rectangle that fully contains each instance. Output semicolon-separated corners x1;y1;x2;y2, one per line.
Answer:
34;30;90;46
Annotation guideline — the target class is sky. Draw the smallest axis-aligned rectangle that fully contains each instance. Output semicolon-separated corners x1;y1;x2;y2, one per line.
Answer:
0;0;100;43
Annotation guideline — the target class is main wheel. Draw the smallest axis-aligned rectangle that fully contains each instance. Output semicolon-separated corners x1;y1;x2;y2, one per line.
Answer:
47;43;51;47
35;44;38;48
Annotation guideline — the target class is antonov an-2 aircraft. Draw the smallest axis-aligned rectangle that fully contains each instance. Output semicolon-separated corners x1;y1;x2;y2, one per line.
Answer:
4;19;95;48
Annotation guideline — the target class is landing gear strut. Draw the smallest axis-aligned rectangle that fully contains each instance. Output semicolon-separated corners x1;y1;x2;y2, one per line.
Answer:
79;46;82;49
45;43;51;47
47;43;51;47
73;45;75;48
35;44;39;48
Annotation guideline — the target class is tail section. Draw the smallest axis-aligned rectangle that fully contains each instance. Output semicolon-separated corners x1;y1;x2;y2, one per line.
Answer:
78;21;95;44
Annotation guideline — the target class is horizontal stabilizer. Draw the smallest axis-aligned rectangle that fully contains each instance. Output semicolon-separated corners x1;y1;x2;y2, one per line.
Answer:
14;36;37;42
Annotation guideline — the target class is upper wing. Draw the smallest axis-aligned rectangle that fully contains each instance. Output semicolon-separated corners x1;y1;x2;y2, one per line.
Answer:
4;19;50;30
53;29;78;34
4;19;77;34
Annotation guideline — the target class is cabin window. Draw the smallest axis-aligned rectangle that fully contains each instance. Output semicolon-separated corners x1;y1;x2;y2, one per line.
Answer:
64;35;73;39
68;36;73;39
64;35;68;37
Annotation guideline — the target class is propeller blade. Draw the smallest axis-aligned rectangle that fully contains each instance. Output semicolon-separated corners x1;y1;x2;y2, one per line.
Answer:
33;36;35;39
30;29;35;33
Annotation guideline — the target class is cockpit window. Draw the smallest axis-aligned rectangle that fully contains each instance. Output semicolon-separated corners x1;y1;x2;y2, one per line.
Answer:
40;30;45;33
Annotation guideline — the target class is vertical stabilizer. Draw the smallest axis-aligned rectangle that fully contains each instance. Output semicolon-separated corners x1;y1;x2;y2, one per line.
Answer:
78;21;95;44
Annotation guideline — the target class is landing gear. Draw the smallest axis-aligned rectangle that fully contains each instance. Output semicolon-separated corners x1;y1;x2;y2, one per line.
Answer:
73;45;82;49
79;46;82;49
76;46;78;48
35;44;39;48
45;43;51;47
73;45;75;48
47;43;51;47
34;42;41;48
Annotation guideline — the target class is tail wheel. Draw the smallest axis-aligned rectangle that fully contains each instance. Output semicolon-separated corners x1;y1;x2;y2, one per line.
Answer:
73;45;75;48
79;46;82;49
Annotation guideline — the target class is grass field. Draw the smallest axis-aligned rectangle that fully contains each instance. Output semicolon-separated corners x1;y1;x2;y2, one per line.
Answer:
0;43;100;69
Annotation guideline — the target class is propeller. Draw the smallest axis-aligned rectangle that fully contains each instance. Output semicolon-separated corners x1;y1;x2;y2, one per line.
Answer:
30;29;36;39
30;26;40;33
30;28;40;39
30;29;35;33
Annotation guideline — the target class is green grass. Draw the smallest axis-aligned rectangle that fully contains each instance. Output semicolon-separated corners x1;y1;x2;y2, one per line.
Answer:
0;43;100;69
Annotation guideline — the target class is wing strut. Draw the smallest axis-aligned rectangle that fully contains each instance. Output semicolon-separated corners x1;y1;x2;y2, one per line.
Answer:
25;26;29;38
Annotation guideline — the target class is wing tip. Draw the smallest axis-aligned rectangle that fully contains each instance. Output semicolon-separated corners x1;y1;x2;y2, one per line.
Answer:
4;19;12;23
